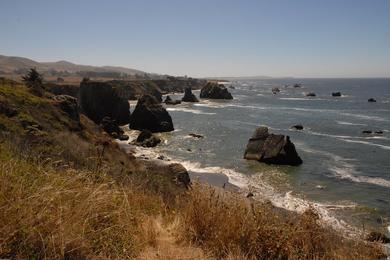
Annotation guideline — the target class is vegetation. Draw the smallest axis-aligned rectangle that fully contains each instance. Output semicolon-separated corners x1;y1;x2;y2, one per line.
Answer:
0;77;384;259
22;68;44;95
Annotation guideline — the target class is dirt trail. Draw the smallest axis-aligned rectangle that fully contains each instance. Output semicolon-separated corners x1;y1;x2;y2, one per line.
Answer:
137;216;211;260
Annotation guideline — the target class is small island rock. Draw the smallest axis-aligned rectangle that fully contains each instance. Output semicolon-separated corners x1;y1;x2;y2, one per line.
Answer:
244;127;302;166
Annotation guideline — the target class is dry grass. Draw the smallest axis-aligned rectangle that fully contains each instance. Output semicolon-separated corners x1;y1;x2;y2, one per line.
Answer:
178;184;383;260
0;142;164;259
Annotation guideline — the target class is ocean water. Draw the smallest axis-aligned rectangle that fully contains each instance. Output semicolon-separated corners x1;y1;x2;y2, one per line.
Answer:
126;78;390;235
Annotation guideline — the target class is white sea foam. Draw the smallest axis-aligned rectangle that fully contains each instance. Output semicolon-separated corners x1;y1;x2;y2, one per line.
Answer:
166;107;216;115
336;121;367;126
298;144;390;188
340;112;388;122
330;166;390;188
341;139;390;150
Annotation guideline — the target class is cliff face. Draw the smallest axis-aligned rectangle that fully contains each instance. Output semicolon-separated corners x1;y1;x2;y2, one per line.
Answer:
79;80;131;125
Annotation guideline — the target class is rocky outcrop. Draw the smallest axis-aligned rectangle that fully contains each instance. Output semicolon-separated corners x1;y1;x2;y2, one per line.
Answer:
306;92;316;97
291;124;304;130
100;116;129;140
129;95;174;132
244;127;302;166
164;95;181;105
182;87;199;102
332;92;342;97
52;95;80;121
167;163;191;188
79;80;131;125
272;87;280;94
200;82;233;99
368;98;377;102
132;129;161;147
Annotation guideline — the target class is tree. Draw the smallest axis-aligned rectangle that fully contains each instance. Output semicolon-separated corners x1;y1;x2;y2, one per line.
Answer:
22;68;43;88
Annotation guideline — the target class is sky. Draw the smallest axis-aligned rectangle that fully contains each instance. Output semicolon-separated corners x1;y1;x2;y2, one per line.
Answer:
0;0;389;78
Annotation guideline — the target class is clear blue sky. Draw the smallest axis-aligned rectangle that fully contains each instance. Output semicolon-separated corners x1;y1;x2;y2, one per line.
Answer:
1;0;389;77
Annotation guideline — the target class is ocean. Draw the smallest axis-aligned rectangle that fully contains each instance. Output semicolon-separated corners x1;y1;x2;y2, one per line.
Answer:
124;78;390;236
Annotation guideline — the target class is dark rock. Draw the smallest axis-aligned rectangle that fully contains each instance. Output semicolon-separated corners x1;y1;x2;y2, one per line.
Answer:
375;131;384;134
133;130;161;147
164;95;181;105
182;87;199;102
100;116;124;138
272;87;280;94
362;130;373;134
366;231;390;243
157;155;165;160
244;127;303;166
118;134;129;141
368;98;377;102
136;129;153;142
332;92;342;97
291;124;304;130
294;84;302;88
200;82;233;99
188;133;204;138
187;148;192;152
306;92;316;97
52;95;80;121
167;163;191;188
79;80;131;125
129;95;174;133
229;85;235;89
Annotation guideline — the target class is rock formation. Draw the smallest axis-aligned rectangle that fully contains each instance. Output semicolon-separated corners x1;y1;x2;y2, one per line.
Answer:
306;92;316;97
332;92;342;97
182;87;199;102
368;98;377;102
129;95;174;132
200;82;233;99
244;127;302;166
164;95;181;105
132;129;161;147
79;80;131;125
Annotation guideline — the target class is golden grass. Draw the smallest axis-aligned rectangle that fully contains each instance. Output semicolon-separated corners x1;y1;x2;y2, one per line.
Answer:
178;184;383;260
0;142;164;259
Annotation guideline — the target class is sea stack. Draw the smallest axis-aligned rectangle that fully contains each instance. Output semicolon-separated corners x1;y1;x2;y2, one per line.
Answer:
182;87;199;102
129;94;174;132
244;127;302;166
79;80;131;125
200;82;233;99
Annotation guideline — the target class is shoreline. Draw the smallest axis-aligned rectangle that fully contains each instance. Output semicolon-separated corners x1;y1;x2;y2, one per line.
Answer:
117;129;365;237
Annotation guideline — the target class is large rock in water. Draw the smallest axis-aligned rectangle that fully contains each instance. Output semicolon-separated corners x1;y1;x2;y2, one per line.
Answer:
182;87;199;102
79;80;131;125
244;127;302;166
129;95;174;132
200;82;233;99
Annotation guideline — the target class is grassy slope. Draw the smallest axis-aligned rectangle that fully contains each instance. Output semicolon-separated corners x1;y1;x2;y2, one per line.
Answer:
0;79;383;259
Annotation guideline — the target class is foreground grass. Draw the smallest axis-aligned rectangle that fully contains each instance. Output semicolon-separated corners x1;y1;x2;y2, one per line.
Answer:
178;185;383;259
0;142;164;259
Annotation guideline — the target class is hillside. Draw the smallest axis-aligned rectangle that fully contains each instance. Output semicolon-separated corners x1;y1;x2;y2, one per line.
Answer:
0;54;146;77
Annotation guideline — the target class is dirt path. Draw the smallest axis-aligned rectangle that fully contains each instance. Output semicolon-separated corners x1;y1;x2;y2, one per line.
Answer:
137;216;211;260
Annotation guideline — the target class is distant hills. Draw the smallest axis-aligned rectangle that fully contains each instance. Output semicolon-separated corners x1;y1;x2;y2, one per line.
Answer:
0;54;147;78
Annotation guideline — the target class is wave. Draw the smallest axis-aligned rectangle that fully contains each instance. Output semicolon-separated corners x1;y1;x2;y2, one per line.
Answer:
339;112;388;122
336;121;367;126
341;139;390;150
166;107;216;115
330;166;390;188
298;144;390;188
